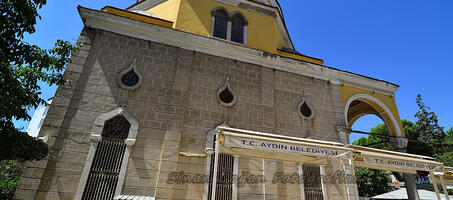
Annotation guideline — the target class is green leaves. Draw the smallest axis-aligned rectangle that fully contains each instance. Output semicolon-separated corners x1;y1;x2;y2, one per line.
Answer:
354;167;391;197
354;94;453;167
1;0;77;122
415;94;448;157
0;1;75;199
0;160;23;200
0;120;49;162
352;123;394;150
353;123;394;197
446;127;453;145
1;0;76;164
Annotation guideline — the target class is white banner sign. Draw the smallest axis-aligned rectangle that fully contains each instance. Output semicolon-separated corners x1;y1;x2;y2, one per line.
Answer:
363;155;441;172
223;136;346;158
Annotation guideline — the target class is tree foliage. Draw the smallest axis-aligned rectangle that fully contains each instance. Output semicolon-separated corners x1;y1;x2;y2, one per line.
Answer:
0;0;77;161
0;121;48;161
0;0;76;198
446;127;453;145
353;95;453;198
369;123;392;150
0;160;23;200
353;119;419;197
353;119;417;151
353;123;394;197
1;0;76;123
354;167;392;197
414;94;446;156
413;95;453;166
436;152;453;167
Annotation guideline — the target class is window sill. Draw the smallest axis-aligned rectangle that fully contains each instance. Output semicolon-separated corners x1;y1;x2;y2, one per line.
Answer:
210;36;247;47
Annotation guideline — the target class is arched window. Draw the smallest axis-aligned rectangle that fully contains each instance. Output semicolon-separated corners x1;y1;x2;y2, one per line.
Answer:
75;108;139;200
210;8;247;44
212;9;228;40
82;116;130;200
231;13;247;44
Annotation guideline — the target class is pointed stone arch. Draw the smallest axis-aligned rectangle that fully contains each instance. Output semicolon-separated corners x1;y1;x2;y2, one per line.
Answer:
92;107;139;142
344;93;403;137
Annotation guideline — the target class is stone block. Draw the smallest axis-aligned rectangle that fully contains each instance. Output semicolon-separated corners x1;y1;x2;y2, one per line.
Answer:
14;189;37;200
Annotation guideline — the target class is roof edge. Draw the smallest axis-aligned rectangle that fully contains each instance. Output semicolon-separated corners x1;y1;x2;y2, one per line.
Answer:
78;6;399;93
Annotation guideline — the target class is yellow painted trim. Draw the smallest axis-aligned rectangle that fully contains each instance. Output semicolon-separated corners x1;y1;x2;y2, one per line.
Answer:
218;134;224;144
102;6;174;28
179;152;206;157
277;49;323;65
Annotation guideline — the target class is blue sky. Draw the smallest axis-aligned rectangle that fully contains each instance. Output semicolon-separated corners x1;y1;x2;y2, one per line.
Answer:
16;1;453;142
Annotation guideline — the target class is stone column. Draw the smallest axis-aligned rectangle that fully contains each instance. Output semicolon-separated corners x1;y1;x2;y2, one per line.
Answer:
429;171;442;200
435;172;450;200
337;126;351;145
203;148;214;200
342;158;359;200
298;164;306;200
335;154;359;200
232;155;239;200
74;134;101;200
391;137;420;200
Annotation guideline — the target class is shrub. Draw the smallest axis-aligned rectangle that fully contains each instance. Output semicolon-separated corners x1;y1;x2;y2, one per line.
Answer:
0;160;24;200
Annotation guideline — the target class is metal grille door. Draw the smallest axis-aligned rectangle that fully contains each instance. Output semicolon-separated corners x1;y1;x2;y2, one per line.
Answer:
82;115;130;200
208;153;234;200
82;140;126;200
303;164;324;200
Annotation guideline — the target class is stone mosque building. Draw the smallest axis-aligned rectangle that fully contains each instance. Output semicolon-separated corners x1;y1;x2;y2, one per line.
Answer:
15;0;452;200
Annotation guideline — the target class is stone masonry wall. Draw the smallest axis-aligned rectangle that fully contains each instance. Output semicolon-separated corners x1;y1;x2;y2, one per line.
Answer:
15;28;347;200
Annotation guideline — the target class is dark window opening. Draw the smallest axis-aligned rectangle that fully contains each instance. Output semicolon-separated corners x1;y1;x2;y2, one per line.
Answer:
231;15;244;44
219;88;234;104
102;115;131;141
213;11;228;39
121;71;139;87
300;102;312;118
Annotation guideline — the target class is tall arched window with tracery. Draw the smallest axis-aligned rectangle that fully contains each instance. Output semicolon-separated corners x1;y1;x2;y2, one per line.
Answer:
212;8;229;40
75;107;139;200
81;116;129;200
231;12;247;44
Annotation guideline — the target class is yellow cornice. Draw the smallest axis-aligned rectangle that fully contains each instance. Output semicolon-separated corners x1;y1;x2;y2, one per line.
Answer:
101;6;173;28
277;49;323;65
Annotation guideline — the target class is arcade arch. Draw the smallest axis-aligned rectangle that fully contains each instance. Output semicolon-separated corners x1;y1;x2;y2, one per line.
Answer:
344;93;403;138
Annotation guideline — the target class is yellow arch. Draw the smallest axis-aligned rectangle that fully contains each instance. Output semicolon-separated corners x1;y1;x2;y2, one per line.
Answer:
341;85;405;137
